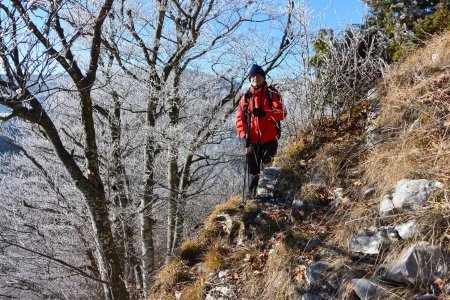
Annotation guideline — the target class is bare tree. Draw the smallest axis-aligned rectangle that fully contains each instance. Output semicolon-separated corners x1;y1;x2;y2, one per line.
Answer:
0;0;129;298
281;1;387;137
0;0;297;298
102;0;296;294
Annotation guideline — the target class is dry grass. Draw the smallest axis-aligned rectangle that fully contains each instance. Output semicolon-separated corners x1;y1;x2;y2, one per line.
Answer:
240;242;296;299
179;239;205;266
150;33;450;300
205;196;241;226
202;242;229;271
273;134;308;169
151;257;191;298
178;274;208;300
364;32;450;196
311;33;450;297
385;32;450;88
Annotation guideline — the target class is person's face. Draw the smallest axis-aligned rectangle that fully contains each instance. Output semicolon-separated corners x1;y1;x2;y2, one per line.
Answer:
250;74;265;88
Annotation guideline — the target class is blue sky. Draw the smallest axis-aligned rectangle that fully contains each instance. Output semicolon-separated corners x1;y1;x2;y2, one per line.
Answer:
305;0;368;29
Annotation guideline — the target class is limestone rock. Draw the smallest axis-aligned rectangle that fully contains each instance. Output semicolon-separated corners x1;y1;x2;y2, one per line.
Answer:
257;167;282;200
215;214;244;245
205;286;233;300
349;229;384;255
290;198;306;221
306;261;340;291
349;220;420;255
300;293;321;300
379;179;437;215
417;294;439;300
352;278;391;300
394;220;419;240
431;53;440;62
386;242;447;285
366;126;382;147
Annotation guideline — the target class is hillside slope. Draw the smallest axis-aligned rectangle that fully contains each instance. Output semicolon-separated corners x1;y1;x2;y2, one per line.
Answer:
150;32;450;300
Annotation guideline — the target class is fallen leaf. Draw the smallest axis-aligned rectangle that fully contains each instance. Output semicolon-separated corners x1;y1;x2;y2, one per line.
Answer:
226;273;240;280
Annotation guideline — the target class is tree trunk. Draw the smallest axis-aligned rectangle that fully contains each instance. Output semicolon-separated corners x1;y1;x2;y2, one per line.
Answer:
77;90;128;300
166;66;182;257
166;142;180;256
78;184;128;300
108;91;141;292
140;88;158;297
173;154;193;251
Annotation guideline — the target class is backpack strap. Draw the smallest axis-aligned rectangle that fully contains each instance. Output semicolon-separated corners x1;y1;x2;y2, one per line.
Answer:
243;89;251;147
267;84;282;139
244;89;251;107
267;84;279;108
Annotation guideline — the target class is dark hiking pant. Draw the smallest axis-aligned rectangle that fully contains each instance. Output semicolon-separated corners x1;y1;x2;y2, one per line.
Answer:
247;140;278;197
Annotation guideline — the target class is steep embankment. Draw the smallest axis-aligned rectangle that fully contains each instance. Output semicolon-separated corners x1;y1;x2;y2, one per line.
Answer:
150;33;450;300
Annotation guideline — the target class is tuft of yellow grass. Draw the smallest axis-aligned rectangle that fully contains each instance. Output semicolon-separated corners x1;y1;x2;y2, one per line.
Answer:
206;196;240;226
179;239;205;266
202;242;229;271
179;274;208;300
152;257;186;293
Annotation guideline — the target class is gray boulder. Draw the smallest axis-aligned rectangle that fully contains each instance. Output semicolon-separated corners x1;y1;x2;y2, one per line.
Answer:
386;242;447;285
352;278;391;300
306;261;340;291
214;214;244;245
379;179;438;216
349;229;384;255
417;294;439;300
394;220;419;240
366;126;382;147
349;221;420;255
257;167;282;199
300;294;321;300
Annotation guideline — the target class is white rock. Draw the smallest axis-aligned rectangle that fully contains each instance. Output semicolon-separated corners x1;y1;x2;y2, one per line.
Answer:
431;53;440;62
379;194;395;216
205;286;231;300
349;230;384;255
218;270;229;279
434;181;444;189
391;179;435;210
380;179;436;215
175;290;182;299
394;220;419;240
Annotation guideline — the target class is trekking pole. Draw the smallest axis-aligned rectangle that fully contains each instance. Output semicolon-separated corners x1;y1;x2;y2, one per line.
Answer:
242;153;248;206
241;104;251;207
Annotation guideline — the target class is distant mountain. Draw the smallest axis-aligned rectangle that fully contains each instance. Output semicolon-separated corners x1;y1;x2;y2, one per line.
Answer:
0;135;19;154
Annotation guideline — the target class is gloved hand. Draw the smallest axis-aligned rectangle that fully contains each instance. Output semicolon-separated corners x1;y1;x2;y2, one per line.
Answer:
252;108;266;117
240;138;252;154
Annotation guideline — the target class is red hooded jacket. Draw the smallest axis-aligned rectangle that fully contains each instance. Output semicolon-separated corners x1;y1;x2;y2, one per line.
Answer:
236;83;287;145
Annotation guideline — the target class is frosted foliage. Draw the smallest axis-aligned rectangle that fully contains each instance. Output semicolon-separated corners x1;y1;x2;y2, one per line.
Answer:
0;154;101;299
0;0;297;297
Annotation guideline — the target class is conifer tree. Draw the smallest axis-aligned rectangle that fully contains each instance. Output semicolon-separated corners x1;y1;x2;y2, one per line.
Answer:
363;0;450;60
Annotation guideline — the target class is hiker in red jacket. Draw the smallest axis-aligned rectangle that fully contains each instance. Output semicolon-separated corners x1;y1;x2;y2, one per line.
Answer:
236;64;287;198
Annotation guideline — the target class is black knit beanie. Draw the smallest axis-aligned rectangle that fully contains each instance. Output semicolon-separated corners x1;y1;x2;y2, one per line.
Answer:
248;64;265;80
